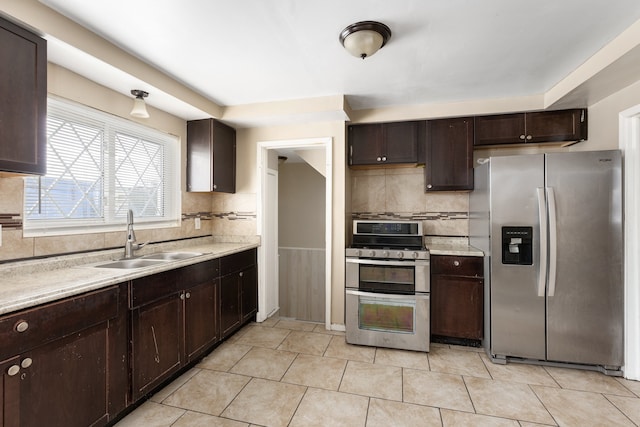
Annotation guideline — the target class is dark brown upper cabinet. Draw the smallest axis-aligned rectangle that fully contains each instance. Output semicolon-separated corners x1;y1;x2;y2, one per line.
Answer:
425;117;474;191
0;16;47;175
187;118;236;193
474;108;587;146
348;121;421;166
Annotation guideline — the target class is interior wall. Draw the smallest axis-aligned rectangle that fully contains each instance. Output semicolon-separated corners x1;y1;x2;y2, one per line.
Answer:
0;64;212;261
279;162;325;248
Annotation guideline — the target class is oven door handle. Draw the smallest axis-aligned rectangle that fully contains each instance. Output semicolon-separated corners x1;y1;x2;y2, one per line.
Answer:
346;289;430;300
345;258;428;267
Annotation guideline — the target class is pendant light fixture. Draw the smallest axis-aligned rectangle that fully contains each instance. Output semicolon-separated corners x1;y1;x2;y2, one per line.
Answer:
130;89;149;118
339;21;391;59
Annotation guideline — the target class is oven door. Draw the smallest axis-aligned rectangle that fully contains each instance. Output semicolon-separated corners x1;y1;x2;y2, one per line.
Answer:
346;257;430;294
345;289;430;352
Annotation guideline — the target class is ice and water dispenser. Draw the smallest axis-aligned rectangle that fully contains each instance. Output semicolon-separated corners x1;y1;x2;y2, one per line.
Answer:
502;226;533;265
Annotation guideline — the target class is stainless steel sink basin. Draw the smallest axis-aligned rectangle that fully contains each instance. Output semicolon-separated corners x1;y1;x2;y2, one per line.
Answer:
94;259;166;269
141;252;204;261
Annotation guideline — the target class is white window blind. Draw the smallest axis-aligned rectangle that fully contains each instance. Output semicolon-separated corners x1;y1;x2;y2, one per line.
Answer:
24;97;180;236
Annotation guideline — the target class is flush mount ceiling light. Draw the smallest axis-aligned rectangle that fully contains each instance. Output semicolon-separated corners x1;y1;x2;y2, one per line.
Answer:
339;21;391;59
130;89;149;118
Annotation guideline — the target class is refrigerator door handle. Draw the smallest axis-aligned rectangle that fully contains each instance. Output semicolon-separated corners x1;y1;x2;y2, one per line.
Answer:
546;187;558;297
536;188;548;297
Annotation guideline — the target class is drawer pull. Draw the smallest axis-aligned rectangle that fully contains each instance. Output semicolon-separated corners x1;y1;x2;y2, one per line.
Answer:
21;358;33;369
453;260;460;267
7;365;20;376
15;321;29;333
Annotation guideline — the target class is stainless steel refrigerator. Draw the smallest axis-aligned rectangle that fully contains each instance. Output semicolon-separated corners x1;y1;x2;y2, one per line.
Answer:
470;150;623;373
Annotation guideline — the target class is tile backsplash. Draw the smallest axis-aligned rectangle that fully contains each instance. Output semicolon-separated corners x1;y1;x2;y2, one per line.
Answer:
351;167;469;237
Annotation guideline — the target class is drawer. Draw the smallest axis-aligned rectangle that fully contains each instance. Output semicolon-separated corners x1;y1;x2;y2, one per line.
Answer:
178;259;219;290
0;286;119;360
130;269;178;308
431;255;483;277
220;249;256;276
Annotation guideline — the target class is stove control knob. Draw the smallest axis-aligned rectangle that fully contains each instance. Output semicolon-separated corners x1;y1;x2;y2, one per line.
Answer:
382;250;389;258
412;252;419;259
369;250;376;257
396;251;404;258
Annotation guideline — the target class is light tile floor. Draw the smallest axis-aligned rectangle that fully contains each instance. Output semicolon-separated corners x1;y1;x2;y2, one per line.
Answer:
116;317;640;427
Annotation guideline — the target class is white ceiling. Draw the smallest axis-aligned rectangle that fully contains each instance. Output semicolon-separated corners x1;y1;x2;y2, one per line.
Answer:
39;0;640;122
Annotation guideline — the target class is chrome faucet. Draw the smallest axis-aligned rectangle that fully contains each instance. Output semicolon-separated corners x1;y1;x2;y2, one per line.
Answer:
124;209;147;259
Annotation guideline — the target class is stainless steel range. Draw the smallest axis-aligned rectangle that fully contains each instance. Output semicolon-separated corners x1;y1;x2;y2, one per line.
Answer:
345;220;430;352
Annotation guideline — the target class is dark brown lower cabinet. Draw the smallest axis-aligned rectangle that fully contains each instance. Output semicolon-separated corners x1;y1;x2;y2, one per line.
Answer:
430;255;483;343
130;260;219;402
1;249;255;426
220;249;258;339
131;292;183;401
0;285;124;427
184;279;219;362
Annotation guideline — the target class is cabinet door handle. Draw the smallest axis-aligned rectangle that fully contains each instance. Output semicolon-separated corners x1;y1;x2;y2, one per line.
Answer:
7;365;20;376
426;184;433;189
519;134;526;140
382;156;387;162
213;184;217;190
453;260;460;267
15;321;29;333
526;135;532;140
21;358;32;369
239;272;244;277
376;157;382;162
180;293;185;300
185;292;191;299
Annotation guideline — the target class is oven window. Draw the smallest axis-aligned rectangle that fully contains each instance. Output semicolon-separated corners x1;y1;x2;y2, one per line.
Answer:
359;264;414;293
358;296;415;333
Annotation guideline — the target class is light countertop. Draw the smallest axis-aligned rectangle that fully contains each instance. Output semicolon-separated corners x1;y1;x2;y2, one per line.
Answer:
427;243;484;257
0;236;259;316
424;236;484;257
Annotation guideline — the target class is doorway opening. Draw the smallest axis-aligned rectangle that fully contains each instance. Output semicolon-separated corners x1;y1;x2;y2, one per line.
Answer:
256;137;333;330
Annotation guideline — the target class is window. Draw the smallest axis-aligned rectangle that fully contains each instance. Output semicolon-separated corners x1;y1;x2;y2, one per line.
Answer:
24;97;180;236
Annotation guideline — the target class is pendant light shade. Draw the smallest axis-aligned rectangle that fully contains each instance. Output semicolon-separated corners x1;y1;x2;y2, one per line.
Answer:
130;89;149;118
340;21;391;59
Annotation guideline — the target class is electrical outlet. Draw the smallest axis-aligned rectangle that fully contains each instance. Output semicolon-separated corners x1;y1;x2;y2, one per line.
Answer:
194;217;201;230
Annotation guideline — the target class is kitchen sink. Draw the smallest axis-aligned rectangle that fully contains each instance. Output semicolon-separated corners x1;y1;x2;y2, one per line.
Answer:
141;252;204;261
94;259;166;269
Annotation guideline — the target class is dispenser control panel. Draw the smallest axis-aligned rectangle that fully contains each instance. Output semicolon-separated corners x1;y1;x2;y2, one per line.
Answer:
502;226;533;265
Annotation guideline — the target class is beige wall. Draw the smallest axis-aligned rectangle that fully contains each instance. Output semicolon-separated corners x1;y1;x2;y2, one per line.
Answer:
0;64;213;261
279;162;325;249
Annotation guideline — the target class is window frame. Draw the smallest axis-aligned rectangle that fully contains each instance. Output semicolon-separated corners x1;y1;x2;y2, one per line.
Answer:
23;96;181;237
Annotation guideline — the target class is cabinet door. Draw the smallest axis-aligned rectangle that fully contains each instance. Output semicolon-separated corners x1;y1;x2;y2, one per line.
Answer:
184;280;218;362
240;266;258;323
131;294;183;401
212;121;236;193
0;17;47;175
383;121;419;164
220;274;241;338
348;124;384;165
474;113;525;146
425;117;474;191
431;276;483;340
18;324;110;427
525;109;587;143
0;356;20;427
